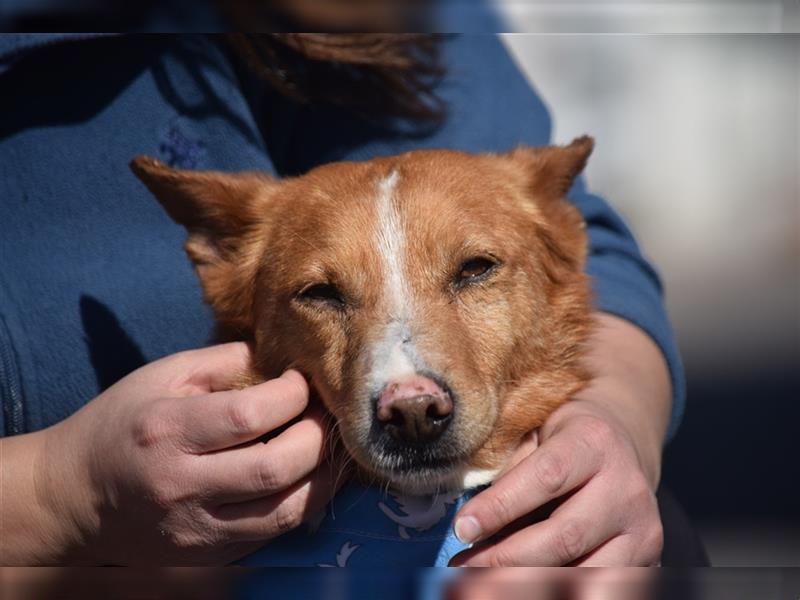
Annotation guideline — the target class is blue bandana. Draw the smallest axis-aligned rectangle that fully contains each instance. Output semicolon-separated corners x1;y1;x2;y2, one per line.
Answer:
238;482;477;567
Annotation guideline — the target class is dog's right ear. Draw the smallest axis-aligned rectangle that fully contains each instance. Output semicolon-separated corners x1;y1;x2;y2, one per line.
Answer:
130;156;276;245
130;156;278;333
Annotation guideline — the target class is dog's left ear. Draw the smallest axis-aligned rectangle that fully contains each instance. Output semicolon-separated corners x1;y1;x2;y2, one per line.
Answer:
130;156;278;333
506;135;594;199
505;137;594;277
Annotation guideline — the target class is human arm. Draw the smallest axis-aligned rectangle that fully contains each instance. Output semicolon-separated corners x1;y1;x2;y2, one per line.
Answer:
0;343;343;565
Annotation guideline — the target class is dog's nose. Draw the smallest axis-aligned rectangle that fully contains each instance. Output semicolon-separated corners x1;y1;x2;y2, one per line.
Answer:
376;376;453;444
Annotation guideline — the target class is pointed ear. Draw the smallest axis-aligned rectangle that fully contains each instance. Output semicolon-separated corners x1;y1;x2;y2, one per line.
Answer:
130;156;277;334
504;137;594;278
507;135;594;199
130;156;275;245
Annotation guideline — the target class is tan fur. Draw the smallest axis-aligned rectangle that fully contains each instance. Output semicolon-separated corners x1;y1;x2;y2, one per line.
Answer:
130;137;594;492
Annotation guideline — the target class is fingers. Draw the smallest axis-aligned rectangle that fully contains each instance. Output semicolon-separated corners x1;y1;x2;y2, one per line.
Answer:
212;460;347;543
177;370;310;453
201;412;328;503
451;479;621;567
454;424;602;545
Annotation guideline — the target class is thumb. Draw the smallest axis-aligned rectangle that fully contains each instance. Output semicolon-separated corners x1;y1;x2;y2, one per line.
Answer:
175;342;254;393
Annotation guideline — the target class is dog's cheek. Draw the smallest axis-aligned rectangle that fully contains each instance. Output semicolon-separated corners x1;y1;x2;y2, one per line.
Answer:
452;287;516;406
328;339;376;474
462;276;548;470
468;388;549;472
299;311;375;459
312;317;348;390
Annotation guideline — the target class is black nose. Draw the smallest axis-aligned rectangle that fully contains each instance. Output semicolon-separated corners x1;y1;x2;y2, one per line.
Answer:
378;394;453;445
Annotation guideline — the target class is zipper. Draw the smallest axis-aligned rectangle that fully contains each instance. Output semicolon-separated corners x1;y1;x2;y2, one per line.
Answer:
0;314;24;435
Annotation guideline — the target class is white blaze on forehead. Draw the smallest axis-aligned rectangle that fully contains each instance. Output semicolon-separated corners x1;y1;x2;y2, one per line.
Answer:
369;169;420;391
376;169;407;319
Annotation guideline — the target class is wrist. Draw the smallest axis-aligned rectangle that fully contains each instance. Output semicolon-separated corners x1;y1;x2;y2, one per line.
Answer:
36;416;105;564
577;313;671;487
1;427;72;564
0;419;101;564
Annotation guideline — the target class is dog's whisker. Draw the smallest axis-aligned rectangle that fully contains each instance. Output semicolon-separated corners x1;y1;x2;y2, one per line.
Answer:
290;230;323;253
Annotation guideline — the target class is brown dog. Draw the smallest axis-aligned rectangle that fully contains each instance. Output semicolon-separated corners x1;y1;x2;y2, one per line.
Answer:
131;137;593;494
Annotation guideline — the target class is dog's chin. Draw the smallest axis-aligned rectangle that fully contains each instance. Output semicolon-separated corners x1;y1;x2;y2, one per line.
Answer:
360;458;500;495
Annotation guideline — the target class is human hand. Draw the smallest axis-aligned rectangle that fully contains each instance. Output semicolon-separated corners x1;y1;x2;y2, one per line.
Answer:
3;343;346;565
450;314;670;567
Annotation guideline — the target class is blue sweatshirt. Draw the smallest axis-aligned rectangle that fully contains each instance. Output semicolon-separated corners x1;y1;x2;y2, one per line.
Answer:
0;34;684;567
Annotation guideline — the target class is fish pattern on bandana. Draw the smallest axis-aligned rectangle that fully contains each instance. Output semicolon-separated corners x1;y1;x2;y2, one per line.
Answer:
238;483;477;567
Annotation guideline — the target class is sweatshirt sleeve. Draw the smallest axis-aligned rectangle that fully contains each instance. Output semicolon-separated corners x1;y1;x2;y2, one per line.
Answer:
569;178;686;441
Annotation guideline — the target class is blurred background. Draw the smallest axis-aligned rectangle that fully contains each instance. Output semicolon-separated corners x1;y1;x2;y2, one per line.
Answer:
500;4;798;567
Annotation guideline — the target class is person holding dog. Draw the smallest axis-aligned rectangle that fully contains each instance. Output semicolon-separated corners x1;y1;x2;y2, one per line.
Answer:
0;27;705;567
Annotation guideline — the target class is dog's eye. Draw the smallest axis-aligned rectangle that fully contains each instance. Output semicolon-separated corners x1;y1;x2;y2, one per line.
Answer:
297;283;345;307
455;257;497;286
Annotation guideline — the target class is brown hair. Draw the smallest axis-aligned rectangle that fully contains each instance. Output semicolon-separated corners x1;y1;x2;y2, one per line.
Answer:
225;33;445;123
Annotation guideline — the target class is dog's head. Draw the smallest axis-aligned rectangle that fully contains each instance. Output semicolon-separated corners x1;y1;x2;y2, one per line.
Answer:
131;138;593;493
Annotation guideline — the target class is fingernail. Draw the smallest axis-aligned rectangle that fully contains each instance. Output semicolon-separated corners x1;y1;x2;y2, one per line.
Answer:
454;516;481;544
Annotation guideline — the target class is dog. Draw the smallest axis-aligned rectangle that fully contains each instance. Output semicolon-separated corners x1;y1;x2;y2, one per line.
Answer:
131;137;593;495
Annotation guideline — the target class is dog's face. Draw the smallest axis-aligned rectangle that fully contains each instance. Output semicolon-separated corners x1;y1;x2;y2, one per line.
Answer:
131;139;593;493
